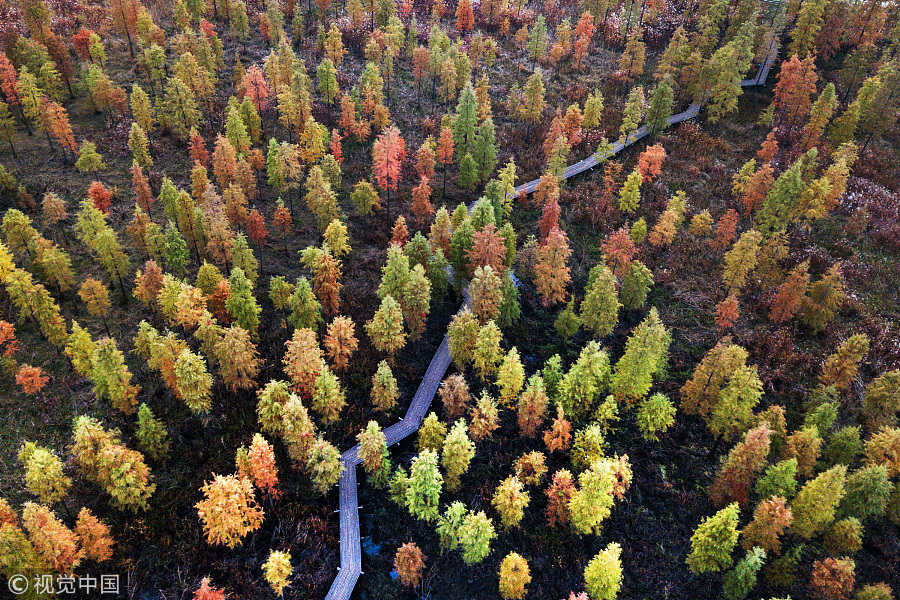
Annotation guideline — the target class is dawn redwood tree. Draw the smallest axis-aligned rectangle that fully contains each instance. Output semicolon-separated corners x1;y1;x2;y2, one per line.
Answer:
436;376;470;422
457;510;496;564
741;496;793;554
534;226;571;307
819;334;869;391
442;419;475;490
708;424;772;507
492;475;530;528
358;420;391;486
395;542;425;588
195;474;263;547
371;360;399;412
499;552;531;600
686;503;740;573
366;295;407;358
406;449;442;522
372;126;407;222
584;542;623;600
580;263;619;337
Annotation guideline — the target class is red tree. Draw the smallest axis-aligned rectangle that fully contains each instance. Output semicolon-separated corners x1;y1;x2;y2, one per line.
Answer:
88;181;112;213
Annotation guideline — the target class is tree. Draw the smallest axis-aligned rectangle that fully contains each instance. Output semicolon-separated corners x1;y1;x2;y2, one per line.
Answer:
791;464;846;538
371;360;399;412
770;261;809;323
456;0;474;31
215;325;261;391
226;267;261;335
136;402;170;461
282;328;323;399
645;77;673;136
262;550;292;596
721;547;766;600
158;76;200;139
195;474;263;547
686;503;740;573
366;295;407;357
865;427;900;478
773;55;818;125
75;507;114;562
708;424;771;506
636;393;676;441
534;227;571;307
492;475;530;529
358;421;390;486
522;71;545;131
527;16;548;68
71;415;155;511
580;264;619;337
568;456;631;535
18;441;70;504
323;316;357;372
317;58;339;104
406;449;442;522
499;552;531;600
584;543;622;600
457;510;496;564
473;118;498;181
21;502;81;573
820;334;869;391
619;86;644;143
395;542;425;588
418;412;447;452
307;436;343;493
610;308;670;404
75;140;106;172
470;391;500;441
442;419;475;490
372;125;406;214
789;0;826;58
722;230;763;292
741;496;792;554
800;263;845;332
810;557;855;600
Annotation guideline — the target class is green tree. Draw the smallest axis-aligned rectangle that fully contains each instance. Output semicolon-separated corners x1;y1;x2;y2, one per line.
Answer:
457;509;496;564
226;267;261;335
610;308;670;404
584;542;623;600
580;263;620;337
686;503;740;573
136;402;170;461
405;449;442;522
645;77;674;135
791;465;846;539
441;419;475;490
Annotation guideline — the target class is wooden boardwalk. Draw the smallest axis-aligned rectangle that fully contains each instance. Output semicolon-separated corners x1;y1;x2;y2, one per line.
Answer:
322;51;777;600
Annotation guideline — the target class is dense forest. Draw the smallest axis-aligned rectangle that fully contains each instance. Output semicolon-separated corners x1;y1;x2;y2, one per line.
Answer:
0;0;898;598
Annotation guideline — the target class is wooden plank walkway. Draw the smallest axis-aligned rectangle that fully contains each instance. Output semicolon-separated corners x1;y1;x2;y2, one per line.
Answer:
322;50;777;600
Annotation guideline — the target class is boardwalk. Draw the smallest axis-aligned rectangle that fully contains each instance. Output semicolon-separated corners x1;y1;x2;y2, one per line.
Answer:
323;51;777;600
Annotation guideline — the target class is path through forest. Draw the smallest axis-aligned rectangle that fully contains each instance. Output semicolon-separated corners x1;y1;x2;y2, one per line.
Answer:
323;50;777;600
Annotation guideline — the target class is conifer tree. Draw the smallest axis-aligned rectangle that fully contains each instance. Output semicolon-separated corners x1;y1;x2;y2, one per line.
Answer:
442;419;475;491
569;456;631;535
195;473;264;547
307;436;343;493
371;360;399;412
395;542;425;588
499;552;531;600
225;267;261;335
819;334;869;391
686;503;740;573
610;308;670;404
214;325;261;391
584;543;623;600
136;402;170;461
457;509;496;564
470;391;500;441
366;295;407;357
358;421;391;486
791;464;846;538
406;449;442;522
17;441;70;505
581;264;620;337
